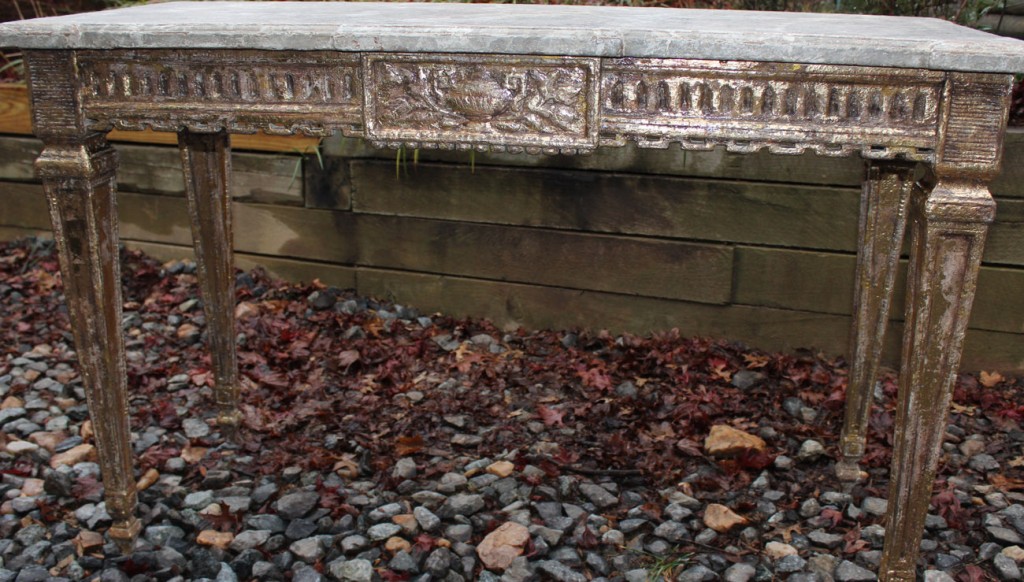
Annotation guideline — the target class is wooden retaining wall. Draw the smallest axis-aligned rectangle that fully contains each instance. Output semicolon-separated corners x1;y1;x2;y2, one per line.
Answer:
2;130;1023;371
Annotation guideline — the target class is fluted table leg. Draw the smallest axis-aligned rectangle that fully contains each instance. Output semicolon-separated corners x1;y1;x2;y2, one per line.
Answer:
178;129;242;430
878;71;1011;581
880;178;993;580
37;134;141;552
837;162;914;482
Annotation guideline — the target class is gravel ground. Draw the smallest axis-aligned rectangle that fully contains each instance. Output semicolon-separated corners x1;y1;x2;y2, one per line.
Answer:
1;237;1023;582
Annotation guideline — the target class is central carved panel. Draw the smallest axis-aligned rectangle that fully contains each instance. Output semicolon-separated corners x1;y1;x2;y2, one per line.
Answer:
363;54;600;153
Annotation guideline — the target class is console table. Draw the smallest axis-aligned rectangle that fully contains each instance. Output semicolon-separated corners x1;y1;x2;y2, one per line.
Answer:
2;2;1023;579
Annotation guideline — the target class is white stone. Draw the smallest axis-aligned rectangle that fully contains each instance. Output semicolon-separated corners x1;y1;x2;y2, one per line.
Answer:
0;2;1020;72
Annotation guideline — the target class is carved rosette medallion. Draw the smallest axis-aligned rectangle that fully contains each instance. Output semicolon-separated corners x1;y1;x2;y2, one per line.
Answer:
363;54;600;153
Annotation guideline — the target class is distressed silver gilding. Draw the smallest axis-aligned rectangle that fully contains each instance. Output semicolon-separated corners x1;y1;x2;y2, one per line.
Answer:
9;21;1016;579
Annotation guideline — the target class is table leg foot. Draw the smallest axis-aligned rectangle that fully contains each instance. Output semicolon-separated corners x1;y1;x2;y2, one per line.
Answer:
109;516;142;554
179;129;241;428
838;162;913;481
879;178;994;580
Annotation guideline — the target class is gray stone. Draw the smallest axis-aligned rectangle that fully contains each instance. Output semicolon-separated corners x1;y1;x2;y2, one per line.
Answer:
678;565;718;581
425;547;452;577
529;524;564;546
797;440;826;461
601;529;624;546
290;537;325;562
731;370;763;390
777;554;808;573
445;524;473;542
619;518;648;533
144;524;186;547
579;483;618;509
183;418;211;439
835;560;877;582
503;556;535;582
991;526;1024;545
934;553;960;570
653;520;689;543
774;455;794;470
414;506;442;532
800;498;821;518
724;563;756;582
585;552;609;576
389;550;420;573
624;570;649;582
184;490;215;509
369;502;405;522
285;518;318;540
340;535;369;553
367;523;402;541
440;493;485;517
995;554;1023;581
820;492;852;506
694;528;717;545
275;491;319;520
154;549;189;569
245;514;286;533
615;381;638;397
783;397;805;418
861;497;887;516
923;571;956;582
807;554;838;578
536;560;587;582
807;529;845;549
329;558;374;582
393;458;417;479
970;454;1001;472
665;503;694;522
230;530;271;552
293;567;323;582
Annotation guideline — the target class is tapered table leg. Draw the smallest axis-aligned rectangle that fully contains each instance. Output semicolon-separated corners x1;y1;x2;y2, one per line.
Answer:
837;162;914;482
178;129;241;430
879;178;993;581
36;134;140;552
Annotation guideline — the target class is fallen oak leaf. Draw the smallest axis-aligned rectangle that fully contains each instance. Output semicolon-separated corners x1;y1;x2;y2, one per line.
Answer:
980;370;1005;387
537;404;565;427
821;507;843;528
958;564;985;582
337;349;361;370
395;435;425;457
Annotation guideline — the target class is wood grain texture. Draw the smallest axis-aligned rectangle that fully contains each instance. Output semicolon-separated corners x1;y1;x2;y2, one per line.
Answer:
3;187;731;304
351;160;860;251
2;226;1022;371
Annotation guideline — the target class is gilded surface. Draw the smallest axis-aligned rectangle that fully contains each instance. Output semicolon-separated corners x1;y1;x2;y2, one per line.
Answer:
364;54;600;153
78;50;363;135
19;46;1017;580
600;59;943;157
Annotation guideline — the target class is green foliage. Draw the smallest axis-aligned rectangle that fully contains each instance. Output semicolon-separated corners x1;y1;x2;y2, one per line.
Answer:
834;0;1001;25
629;547;695;581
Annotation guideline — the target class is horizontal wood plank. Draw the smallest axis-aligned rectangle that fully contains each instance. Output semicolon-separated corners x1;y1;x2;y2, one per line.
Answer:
0;185;731;304
733;246;1024;334
2;218;1021;371
351;161;861;252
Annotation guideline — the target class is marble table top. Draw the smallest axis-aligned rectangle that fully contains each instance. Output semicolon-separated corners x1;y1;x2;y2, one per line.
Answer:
1;1;1023;72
